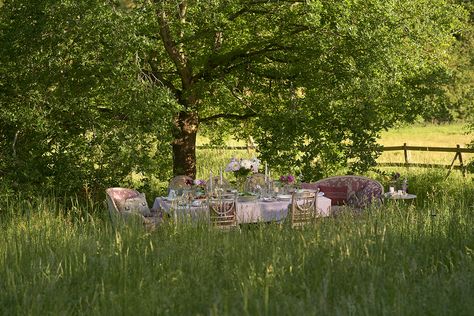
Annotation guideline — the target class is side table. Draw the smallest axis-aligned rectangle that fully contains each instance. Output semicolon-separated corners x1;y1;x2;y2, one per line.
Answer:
383;192;417;201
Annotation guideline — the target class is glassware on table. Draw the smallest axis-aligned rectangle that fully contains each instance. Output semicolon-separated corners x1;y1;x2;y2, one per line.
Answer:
168;189;177;200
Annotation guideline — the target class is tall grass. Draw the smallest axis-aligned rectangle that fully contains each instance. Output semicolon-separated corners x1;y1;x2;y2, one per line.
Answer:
1;169;473;315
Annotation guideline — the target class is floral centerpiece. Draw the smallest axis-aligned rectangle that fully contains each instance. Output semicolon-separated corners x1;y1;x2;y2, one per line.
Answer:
279;174;296;185
279;174;296;193
225;157;260;191
185;178;207;197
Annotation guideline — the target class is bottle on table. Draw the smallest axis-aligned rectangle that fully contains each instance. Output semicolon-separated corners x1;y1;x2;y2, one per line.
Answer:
401;178;408;194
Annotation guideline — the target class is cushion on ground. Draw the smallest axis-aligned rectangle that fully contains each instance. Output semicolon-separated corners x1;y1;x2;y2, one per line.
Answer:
123;193;151;216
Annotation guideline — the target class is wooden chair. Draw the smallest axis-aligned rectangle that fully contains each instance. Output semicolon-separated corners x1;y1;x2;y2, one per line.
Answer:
289;190;319;228
208;194;238;230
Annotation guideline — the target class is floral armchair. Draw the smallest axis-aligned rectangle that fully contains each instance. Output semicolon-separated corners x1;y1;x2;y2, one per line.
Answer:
301;175;384;213
105;187;161;230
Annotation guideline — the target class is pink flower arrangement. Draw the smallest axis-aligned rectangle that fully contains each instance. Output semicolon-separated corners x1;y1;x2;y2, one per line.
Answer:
279;174;295;184
194;179;207;188
186;179;206;188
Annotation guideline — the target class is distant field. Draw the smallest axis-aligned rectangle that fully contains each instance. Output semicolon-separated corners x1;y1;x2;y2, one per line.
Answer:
378;122;472;147
196;123;474;176
377;123;473;166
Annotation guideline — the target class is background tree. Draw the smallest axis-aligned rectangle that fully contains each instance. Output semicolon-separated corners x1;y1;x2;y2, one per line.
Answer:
0;0;178;196
138;0;466;179
438;0;474;123
0;0;468;195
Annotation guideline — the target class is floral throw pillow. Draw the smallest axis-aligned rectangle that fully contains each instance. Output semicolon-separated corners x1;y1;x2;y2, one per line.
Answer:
347;185;378;208
123;193;151;217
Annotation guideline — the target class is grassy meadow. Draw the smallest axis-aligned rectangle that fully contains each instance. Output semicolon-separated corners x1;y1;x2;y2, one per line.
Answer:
1;123;474;315
195;122;474;179
377;122;474;165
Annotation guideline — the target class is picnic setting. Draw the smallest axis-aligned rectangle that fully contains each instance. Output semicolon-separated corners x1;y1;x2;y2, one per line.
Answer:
1;1;474;315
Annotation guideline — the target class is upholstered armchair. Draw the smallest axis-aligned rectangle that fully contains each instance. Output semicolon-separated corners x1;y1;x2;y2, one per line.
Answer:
301;175;384;213
106;187;161;230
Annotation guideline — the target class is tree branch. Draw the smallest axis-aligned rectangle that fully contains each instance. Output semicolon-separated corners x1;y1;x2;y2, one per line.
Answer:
195;43;290;81
227;85;258;112
246;67;297;81
142;68;182;100
200;112;257;123
156;5;193;89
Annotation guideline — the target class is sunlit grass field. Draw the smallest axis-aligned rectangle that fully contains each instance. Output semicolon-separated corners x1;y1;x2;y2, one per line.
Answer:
377;122;473;165
1;123;474;315
196;122;474;179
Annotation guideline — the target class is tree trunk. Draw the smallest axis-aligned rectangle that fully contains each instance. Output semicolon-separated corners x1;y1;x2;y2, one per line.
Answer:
172;111;199;178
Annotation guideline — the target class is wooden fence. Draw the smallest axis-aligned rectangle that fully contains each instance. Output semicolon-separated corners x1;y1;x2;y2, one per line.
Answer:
378;143;474;177
197;143;474;177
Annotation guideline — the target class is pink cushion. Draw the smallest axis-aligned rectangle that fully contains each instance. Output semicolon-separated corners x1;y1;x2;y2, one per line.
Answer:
318;185;348;206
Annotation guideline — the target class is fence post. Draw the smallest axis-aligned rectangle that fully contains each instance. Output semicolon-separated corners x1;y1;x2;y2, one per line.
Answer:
457;144;466;177
446;147;460;178
403;143;409;165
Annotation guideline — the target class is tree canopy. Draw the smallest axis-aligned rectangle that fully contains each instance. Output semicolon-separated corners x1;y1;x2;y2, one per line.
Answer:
0;0;469;196
0;0;178;195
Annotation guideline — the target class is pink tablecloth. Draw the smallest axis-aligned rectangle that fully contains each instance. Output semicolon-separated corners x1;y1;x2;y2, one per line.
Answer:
152;196;332;224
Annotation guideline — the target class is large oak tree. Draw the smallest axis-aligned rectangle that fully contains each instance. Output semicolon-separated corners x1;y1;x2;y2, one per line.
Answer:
139;0;467;178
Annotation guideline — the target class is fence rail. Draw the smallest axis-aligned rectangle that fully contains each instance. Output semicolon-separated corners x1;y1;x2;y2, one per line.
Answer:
197;143;473;176
380;143;473;177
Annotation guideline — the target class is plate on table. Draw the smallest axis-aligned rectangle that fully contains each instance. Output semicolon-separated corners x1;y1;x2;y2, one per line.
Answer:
276;194;292;200
261;197;276;202
191;200;203;207
295;189;324;197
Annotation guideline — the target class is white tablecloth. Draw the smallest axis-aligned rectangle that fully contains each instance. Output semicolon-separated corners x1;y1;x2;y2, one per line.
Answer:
152;196;332;224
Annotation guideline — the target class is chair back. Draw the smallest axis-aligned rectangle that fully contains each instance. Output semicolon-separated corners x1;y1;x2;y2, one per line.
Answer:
106;187;140;214
208;194;238;229
290;190;319;228
106;187;142;228
105;187;160;231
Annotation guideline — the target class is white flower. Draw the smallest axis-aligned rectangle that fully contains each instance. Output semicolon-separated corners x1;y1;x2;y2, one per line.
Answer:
250;157;260;173
225;158;241;172
240;159;253;170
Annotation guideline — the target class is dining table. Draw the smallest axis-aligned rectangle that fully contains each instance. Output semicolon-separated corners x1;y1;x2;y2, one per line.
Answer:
152;194;332;224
